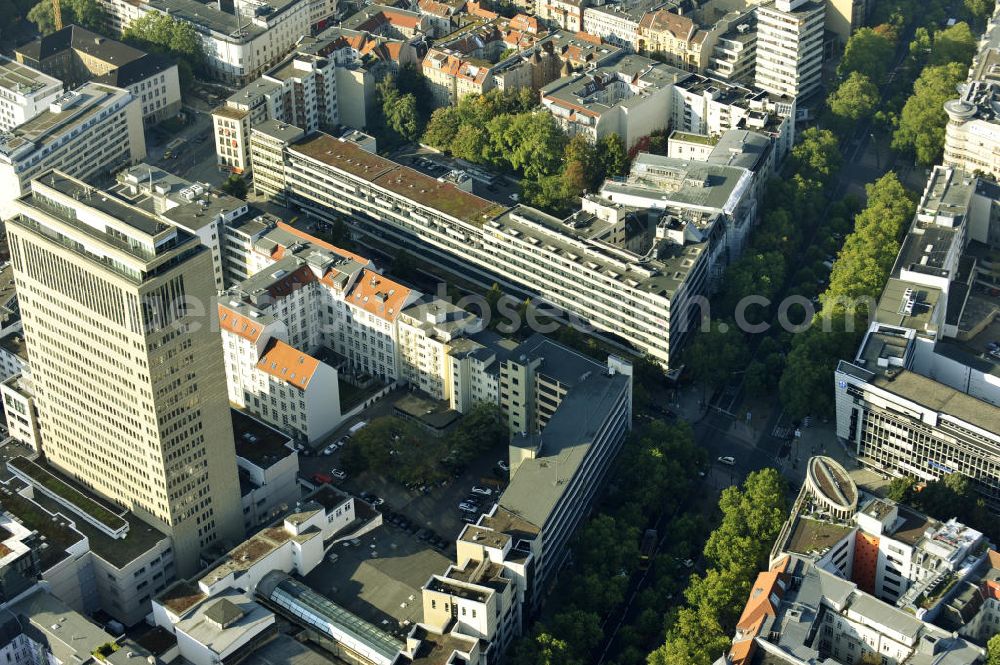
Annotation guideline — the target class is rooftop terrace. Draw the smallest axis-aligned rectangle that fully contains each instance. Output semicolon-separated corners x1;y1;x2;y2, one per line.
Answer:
290;132;507;225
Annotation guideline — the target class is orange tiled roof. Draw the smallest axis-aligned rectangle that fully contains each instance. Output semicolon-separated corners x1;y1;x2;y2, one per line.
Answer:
384;9;420;28
418;0;453;17
467;1;497;19
275;222;372;265
574;30;601;44
730;557;790;665
347;269;411;321
510;13;539;33
218;304;265;343
256;339;321;390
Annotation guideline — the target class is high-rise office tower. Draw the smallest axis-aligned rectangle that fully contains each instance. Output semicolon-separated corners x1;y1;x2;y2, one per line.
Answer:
6;170;243;575
754;0;825;100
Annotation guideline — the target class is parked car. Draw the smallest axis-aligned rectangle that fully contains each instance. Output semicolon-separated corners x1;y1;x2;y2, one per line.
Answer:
370;496;385;507
717;456;735;466
458;503;478;513
471;486;493;496
311;473;333;484
496;460;510;472
331;469;347;479
322;444;336;455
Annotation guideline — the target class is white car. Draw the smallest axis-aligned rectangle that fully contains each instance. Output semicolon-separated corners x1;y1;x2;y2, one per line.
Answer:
458;503;478;513
322;445;336;456
331;469;347;480
471;486;493;496
496;460;510;472
717;456;736;466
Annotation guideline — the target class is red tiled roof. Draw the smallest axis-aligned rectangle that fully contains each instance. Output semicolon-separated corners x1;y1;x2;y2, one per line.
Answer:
218;304;265;343
256;339;321;390
346;269;411;321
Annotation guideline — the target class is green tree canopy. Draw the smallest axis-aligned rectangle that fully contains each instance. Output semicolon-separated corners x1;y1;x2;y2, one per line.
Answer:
683;320;749;393
220;175;247;199
28;0;105;34
892;62;967;165
123;12;203;85
838;27;895;82
829;72;880;121
929;21;977;65
987;633;1000;665
791;127;842;180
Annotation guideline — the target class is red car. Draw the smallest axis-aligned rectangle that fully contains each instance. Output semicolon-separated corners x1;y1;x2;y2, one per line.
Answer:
311;473;333;485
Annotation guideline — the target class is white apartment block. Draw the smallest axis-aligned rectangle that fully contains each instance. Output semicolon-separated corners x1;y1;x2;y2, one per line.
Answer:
231;409;301;531
540;53;678;147
219;299;342;445
540;52;795;153
754;0;825;100
0;84;145;219
101;0;311;86
582;3;653;51
0;373;41;452
0;57;62;131
213;27;407;173
944;13;1000;179
706;15;757;83
250;129;736;366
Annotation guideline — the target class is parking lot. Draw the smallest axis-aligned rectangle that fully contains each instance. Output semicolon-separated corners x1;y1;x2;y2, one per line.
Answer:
298;407;510;560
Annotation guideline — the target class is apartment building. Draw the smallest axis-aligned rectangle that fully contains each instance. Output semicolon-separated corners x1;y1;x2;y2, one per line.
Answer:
540;53;681;146
727;554;985;665
213;28;414;172
1;373;42;452
582;1;660;50
536;0;588;31
833;166;1000;513
340;4;426;38
636;8;707;69
99;0;311;85
405;354;632;661
0;83;145;219
0;57;62;131
754;0;825;100
539;50;794;151
944;13;1000;179
705;13;756;83
218;299;342;445
14;26;181;125
251;128;732;365
6;171;244;575
422;25;606;108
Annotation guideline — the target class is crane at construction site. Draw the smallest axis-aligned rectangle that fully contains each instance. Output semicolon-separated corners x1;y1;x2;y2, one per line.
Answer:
53;0;63;31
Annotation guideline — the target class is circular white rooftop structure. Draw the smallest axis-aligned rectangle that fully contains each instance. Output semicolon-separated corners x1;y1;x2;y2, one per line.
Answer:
944;99;976;122
805;456;858;519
